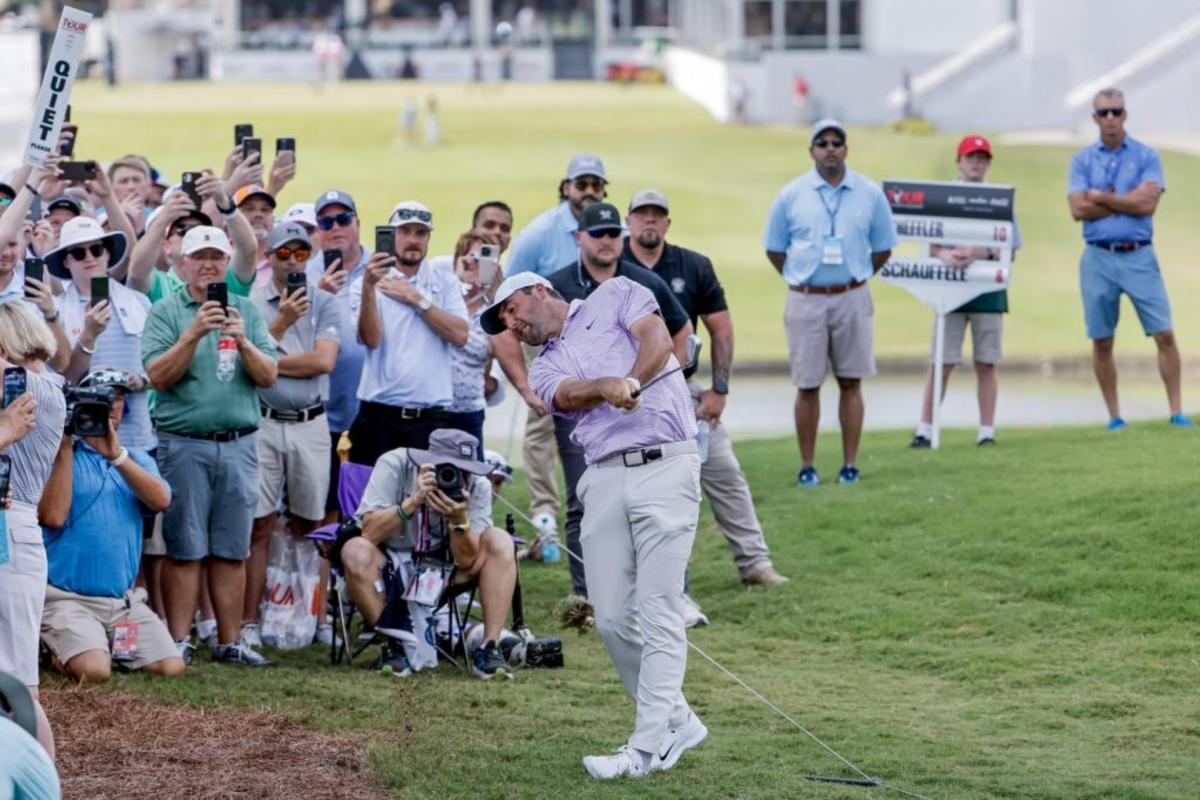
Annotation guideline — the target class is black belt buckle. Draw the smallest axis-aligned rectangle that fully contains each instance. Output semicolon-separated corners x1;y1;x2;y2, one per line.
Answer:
621;447;663;467
400;407;420;420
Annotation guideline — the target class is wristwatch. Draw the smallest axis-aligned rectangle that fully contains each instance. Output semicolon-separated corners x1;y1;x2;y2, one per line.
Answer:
712;381;729;395
417;294;433;314
450;521;468;535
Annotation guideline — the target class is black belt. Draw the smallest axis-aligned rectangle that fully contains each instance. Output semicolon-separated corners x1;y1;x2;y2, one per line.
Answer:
1089;240;1151;253
160;426;258;443
790;279;866;295
364;401;447;421
262;403;325;423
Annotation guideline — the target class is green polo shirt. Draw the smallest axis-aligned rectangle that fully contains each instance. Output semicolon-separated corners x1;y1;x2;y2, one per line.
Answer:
146;265;253;305
142;282;277;435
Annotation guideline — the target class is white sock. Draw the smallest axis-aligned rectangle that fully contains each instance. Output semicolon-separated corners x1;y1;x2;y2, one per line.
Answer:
916;423;932;438
978;425;995;441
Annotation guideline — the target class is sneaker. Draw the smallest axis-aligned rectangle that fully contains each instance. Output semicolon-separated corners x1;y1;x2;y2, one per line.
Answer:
195;616;217;647
910;434;931;449
470;640;512;680
1107;416;1127;431
742;565;790;587
583;745;651;780
213;639;274;668
239;622;262;648
379;642;412;678
652;712;709;772
1169;413;1195;429
977;437;996;446
314;624;336;647
681;594;709;628
175;639;195;665
797;466;820;487
837;465;860;484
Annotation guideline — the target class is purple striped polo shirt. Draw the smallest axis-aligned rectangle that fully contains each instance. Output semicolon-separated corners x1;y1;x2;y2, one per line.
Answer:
529;276;697;464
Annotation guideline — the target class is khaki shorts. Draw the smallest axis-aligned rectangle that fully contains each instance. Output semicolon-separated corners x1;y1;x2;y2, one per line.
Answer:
0;504;46;686
784;285;876;389
256;414;331;521
41;584;178;670
932;312;1003;366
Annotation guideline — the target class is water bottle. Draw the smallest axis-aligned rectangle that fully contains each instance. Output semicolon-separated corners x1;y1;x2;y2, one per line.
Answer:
216;335;238;382
541;537;560;564
696;419;711;464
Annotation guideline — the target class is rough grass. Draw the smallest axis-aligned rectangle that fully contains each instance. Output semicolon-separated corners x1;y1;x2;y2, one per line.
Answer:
75;423;1200;799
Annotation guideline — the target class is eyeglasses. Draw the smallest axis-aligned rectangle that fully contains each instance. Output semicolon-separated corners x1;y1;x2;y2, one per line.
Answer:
272;244;312;262
1094;107;1124;118
391;208;432;223
67;243;107;261
573;178;605;192
316;211;356;231
586;229;622;239
813;138;845;149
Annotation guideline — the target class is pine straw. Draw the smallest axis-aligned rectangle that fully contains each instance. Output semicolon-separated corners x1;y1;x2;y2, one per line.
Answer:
42;686;384;800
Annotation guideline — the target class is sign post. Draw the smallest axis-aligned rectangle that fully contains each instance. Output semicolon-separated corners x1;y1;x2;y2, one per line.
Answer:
23;5;93;168
878;180;1016;449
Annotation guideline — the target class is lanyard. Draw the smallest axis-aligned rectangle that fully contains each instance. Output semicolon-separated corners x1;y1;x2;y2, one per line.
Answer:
818;185;843;236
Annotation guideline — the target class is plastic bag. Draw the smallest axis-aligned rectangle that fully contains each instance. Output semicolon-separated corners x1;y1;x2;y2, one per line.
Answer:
260;529;322;650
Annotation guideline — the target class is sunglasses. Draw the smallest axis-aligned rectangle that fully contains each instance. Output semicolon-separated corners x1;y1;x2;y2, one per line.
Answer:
1094;107;1124;118
813;138;845;149
0;198;11;207
67;243;107;261
573;178;605;192
586;229;622;239
392;208;432;223
316;211;356;231
272;244;312;262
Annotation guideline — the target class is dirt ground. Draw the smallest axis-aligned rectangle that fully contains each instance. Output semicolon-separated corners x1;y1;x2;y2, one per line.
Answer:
42;686;383;800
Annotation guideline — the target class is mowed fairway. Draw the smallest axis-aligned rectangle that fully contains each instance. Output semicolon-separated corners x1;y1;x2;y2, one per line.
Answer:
68;80;1200;363
80;425;1200;800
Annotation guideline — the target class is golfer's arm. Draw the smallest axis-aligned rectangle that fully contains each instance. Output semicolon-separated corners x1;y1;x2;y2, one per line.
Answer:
492;330;530;392
627;314;672;384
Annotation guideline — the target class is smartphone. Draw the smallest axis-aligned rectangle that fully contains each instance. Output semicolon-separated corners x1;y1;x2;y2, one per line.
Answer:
234;123;254;147
23;258;44;299
59;160;98;182
181;171;202;208
0;455;12;502
3;367;26;408
323;248;343;272
275;137;295;164
476;244;500;288
65;104;72;123
242;137;262;164
60;123;77;157
90;276;109;308
375;225;395;256
285;271;307;298
207;281;228;310
26;193;41;222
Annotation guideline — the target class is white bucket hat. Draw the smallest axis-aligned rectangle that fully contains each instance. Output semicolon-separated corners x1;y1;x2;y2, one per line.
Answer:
44;216;129;280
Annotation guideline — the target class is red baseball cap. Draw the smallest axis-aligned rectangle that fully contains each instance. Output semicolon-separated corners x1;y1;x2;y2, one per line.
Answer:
957;135;992;158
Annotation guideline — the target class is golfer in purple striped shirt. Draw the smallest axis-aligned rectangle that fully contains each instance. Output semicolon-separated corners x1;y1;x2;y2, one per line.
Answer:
481;271;707;780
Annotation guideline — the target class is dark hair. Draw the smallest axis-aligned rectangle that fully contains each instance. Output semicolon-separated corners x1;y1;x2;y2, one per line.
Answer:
471;201;513;227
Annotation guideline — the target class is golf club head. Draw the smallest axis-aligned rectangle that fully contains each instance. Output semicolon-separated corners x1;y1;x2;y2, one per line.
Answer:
685;334;703;371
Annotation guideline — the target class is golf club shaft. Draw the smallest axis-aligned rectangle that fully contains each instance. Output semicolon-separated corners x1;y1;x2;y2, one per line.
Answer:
630;365;683;398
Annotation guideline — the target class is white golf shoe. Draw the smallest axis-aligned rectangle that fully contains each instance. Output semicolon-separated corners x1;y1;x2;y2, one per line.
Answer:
583;745;651;779
652;713;708;771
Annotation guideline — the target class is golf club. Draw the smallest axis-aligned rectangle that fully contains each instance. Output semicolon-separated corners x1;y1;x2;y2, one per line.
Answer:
631;334;702;399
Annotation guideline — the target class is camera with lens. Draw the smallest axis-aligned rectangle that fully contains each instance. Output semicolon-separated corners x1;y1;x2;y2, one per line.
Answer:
64;385;116;437
434;462;465;501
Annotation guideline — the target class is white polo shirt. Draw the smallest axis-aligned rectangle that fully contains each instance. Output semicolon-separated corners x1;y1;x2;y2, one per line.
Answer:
349;259;468;408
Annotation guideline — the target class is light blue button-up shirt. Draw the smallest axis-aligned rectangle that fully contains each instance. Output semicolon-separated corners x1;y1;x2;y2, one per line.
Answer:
505;201;580;278
763;167;897;287
1067;135;1164;245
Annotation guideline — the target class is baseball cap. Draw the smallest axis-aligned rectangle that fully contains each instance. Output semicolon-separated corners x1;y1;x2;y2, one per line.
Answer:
46;195;82;215
628;188;669;214
480;272;553;335
578;202;623;233
234;185;276;209
181;226;233;257
388;200;433;230
267;221;311;250
483;450;514;483
810;118;846;145
957;135;992;158
314;189;357;216
283;202;317;230
565;153;606;182
80;368;131;393
0;182;15;201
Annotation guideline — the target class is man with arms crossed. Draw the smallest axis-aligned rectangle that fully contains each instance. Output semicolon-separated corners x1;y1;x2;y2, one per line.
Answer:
482;272;707;779
1067;88;1191;429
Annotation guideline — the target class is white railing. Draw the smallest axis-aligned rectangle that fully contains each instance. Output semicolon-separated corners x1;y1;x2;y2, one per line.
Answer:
886;20;1019;111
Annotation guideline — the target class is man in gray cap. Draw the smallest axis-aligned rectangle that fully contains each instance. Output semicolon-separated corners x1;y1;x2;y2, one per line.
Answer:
242;221;342;646
494;153;610;561
763;119;896;488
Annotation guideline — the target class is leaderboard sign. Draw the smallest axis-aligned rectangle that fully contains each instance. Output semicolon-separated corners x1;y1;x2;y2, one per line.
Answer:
878;180;1016;314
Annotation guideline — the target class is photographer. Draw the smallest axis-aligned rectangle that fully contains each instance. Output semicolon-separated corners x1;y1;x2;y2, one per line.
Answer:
142;226;278;668
339;429;517;680
37;370;182;684
0;300;68;760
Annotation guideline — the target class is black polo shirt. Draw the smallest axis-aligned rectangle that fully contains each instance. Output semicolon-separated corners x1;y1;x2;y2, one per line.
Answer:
622;241;728;329
545;259;691;337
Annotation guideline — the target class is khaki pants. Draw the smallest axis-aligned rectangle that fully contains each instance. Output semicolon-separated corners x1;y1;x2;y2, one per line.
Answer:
521;343;560;518
577;443;701;753
701;419;774;579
